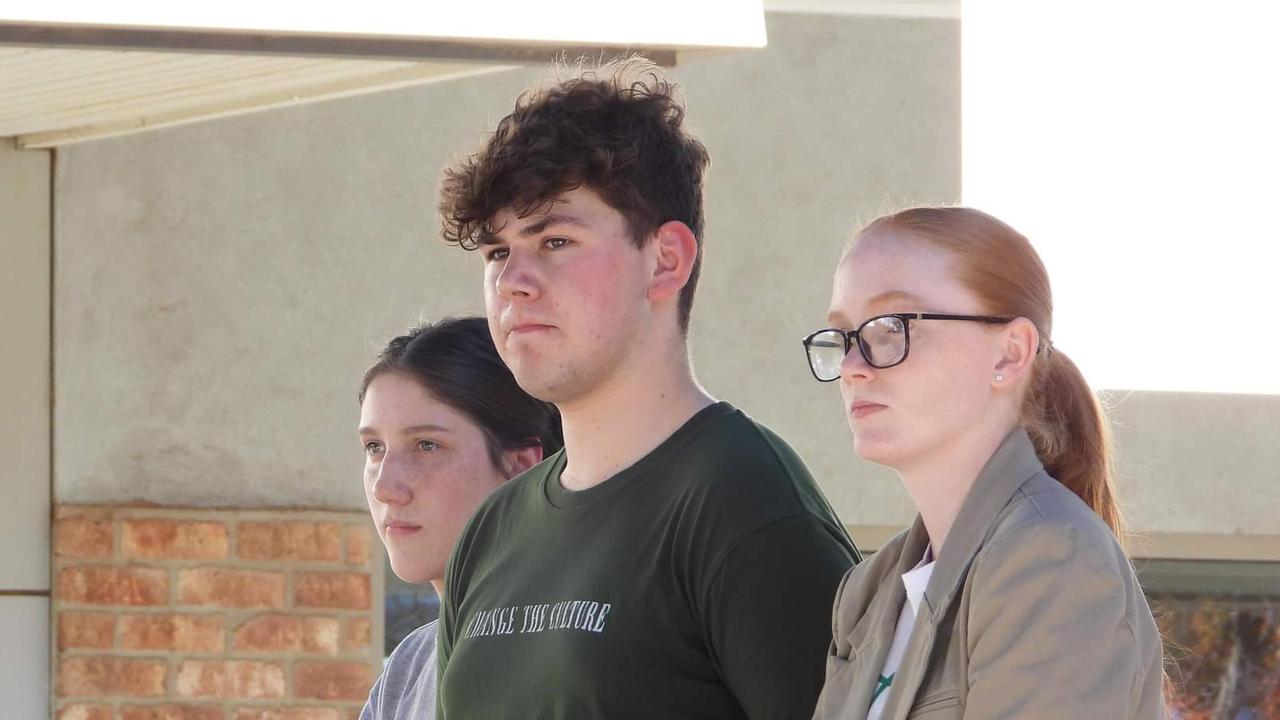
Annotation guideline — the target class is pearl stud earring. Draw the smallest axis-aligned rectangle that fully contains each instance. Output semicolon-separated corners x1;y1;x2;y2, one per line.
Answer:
994;373;1004;382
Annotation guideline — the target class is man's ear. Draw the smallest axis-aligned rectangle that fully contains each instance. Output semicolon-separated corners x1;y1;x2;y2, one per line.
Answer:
647;220;698;303
500;444;545;480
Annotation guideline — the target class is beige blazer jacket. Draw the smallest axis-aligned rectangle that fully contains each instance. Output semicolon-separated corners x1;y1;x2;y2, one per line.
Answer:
812;429;1165;719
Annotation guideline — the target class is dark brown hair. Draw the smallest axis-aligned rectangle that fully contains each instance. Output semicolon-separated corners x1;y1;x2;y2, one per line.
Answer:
359;317;562;469
438;57;711;333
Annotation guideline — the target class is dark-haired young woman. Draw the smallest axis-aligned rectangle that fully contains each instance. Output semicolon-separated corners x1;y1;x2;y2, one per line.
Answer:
804;208;1165;719
357;317;561;720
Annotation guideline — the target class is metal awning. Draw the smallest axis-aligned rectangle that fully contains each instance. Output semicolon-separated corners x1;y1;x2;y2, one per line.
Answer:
0;2;768;147
0;45;520;148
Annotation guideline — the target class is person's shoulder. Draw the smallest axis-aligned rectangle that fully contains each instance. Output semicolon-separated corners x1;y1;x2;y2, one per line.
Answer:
969;480;1161;657
991;471;1121;559
667;406;845;542
387;620;438;663
655;405;855;564
471;449;562;518
690;404;823;495
976;474;1136;596
450;454;560;576
380;619;439;690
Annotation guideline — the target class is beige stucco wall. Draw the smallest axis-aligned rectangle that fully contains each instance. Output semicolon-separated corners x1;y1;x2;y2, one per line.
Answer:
51;13;960;508
45;12;1280;554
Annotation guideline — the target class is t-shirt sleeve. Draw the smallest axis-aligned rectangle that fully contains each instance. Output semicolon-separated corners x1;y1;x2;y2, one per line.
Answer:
702;513;856;720
436;509;477;720
437;550;459;669
359;670;383;720
364;621;437;720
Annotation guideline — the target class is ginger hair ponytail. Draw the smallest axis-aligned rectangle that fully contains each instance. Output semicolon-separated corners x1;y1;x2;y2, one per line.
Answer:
1022;347;1124;538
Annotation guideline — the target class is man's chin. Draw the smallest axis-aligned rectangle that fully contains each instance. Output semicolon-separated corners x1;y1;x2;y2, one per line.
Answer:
511;371;563;402
514;372;590;407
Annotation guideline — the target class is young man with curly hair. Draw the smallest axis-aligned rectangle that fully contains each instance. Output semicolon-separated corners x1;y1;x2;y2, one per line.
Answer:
434;58;860;719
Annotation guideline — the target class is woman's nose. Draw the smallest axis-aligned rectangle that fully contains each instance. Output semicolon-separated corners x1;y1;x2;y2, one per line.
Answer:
369;452;412;505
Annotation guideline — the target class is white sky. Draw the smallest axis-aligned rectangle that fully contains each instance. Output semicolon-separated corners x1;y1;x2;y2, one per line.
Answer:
963;1;1280;395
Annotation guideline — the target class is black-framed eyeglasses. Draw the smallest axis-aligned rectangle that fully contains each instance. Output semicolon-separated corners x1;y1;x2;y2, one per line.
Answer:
802;312;1015;382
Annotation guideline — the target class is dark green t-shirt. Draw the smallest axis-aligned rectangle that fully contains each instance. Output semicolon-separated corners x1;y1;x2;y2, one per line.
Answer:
438;402;860;719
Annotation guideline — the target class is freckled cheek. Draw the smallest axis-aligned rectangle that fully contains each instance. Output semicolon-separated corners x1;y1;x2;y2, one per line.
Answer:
410;456;477;502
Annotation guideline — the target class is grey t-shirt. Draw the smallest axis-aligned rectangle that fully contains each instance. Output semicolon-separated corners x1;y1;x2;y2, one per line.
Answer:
361;620;438;720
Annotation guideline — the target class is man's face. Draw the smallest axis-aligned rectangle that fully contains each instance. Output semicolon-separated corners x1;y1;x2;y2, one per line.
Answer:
479;187;652;406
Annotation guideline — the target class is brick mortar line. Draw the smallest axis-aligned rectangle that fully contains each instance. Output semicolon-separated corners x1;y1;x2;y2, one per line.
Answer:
54;603;372;615
54;558;372;571
227;516;239;565
57;504;370;520
166;653;177;700
55;693;311;703
55;652;170;662
56;694;170;703
57;648;371;660
113;514;123;563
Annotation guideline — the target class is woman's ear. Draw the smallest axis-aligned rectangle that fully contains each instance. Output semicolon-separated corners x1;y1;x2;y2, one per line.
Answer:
500;444;545;480
992;317;1040;388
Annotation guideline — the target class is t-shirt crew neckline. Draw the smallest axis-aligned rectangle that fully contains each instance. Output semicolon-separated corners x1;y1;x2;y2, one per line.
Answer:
543;401;735;510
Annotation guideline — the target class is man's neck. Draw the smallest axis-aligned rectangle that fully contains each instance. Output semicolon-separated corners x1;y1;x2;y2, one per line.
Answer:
557;344;714;492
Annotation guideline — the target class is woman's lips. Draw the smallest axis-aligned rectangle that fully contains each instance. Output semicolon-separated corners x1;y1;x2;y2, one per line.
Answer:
850;402;887;419
384;522;422;537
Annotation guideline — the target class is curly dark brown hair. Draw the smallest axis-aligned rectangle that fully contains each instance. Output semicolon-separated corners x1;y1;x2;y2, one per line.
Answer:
438;56;710;333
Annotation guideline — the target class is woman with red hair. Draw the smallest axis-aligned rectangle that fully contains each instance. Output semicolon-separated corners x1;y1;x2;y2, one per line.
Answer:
804;208;1165;719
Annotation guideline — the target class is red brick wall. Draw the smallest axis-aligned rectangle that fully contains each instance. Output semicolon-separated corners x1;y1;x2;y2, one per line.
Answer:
53;506;382;720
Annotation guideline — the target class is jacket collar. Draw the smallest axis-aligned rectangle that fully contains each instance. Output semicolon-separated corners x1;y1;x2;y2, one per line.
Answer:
877;428;1045;720
919;427;1045;620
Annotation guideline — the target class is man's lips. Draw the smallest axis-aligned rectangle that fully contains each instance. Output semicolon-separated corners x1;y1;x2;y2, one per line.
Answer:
850;401;887;419
508;323;555;336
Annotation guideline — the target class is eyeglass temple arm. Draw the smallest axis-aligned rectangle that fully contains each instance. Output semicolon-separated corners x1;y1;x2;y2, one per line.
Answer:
908;312;1015;324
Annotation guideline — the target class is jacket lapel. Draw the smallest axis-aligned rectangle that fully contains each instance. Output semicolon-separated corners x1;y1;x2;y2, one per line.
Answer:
879;429;1046;720
835;519;931;717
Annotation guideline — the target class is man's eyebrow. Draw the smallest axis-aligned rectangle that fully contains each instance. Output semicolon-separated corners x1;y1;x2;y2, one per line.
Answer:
518;213;590;238
476;213;590;246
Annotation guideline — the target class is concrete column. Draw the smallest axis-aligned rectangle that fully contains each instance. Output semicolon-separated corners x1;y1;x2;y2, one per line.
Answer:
0;139;53;718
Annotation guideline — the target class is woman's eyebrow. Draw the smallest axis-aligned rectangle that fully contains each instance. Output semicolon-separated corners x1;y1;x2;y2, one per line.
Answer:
827;290;927;324
357;423;453;436
866;289;926;307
